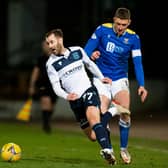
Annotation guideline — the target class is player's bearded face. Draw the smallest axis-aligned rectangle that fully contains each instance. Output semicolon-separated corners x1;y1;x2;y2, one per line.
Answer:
46;34;63;55
113;17;130;36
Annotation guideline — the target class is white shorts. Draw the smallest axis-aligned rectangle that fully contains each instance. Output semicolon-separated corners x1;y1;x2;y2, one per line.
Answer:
111;78;130;97
93;77;129;99
93;77;111;100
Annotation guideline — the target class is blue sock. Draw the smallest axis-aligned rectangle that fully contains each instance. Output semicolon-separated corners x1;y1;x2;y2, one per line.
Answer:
101;112;113;149
101;112;112;128
92;123;111;149
119;119;130;149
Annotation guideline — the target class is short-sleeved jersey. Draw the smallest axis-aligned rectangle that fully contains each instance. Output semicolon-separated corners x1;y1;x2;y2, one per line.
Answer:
46;46;104;99
84;23;145;86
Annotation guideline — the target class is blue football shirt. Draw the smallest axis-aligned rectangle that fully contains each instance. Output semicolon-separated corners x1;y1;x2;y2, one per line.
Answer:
84;23;145;86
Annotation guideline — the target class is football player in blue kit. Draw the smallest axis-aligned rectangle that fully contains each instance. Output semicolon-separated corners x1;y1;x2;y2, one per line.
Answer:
84;7;148;164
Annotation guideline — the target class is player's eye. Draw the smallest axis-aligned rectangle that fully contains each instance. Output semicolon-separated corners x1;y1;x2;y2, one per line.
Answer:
116;22;128;27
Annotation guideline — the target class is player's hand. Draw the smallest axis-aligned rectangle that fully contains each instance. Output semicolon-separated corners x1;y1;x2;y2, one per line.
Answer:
91;51;101;61
102;77;112;84
138;86;148;102
67;93;78;101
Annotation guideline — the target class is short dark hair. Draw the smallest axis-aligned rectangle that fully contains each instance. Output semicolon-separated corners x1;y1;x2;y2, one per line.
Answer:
114;7;131;19
45;28;63;38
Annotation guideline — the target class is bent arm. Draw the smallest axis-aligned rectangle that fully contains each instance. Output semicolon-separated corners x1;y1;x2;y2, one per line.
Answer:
81;48;104;80
84;26;101;57
47;65;68;99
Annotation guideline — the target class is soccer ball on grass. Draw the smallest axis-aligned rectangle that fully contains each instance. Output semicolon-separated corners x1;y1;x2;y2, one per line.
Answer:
1;142;22;162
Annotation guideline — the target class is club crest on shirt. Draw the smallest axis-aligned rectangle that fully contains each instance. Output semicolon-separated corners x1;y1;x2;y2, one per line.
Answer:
69;50;82;61
72;51;80;60
123;38;129;44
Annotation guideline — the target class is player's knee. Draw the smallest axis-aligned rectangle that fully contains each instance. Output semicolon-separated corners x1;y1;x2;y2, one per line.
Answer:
120;113;131;121
119;118;131;128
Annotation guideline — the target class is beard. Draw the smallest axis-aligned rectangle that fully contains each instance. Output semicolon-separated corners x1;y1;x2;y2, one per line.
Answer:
53;44;62;55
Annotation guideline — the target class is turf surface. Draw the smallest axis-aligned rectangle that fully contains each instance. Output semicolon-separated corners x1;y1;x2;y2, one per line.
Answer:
0;121;167;168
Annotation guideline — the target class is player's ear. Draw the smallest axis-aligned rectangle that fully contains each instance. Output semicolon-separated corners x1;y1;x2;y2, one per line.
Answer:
58;38;63;44
128;19;131;26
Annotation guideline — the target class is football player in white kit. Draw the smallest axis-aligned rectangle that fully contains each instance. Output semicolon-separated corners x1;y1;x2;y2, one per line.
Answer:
45;29;129;165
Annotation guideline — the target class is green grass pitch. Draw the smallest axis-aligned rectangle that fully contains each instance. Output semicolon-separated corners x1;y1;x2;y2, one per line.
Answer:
0;121;167;168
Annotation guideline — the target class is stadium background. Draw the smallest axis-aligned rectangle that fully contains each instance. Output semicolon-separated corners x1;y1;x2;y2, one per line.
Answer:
0;0;167;136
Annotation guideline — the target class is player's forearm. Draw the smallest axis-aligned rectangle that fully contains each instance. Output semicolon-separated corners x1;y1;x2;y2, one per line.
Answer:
133;57;145;86
29;67;40;87
52;82;68;99
87;61;104;80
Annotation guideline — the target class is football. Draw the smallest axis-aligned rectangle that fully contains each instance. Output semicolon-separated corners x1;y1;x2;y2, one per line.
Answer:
1;142;22;162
